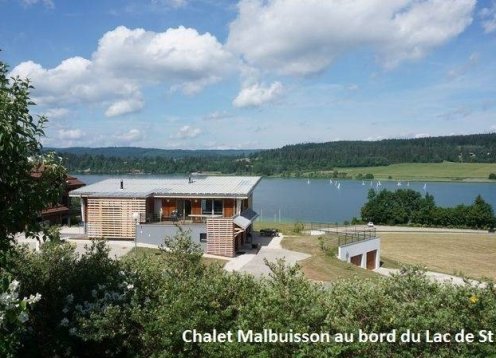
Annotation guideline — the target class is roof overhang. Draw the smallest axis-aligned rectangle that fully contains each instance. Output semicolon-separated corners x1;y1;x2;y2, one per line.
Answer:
233;208;259;230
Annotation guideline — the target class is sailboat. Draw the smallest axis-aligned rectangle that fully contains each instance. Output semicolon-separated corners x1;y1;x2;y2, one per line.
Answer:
397;181;402;186
378;181;382;186
423;183;427;191
362;181;365;186
407;182;410;187
337;182;341;190
307;179;310;184
329;179;333;184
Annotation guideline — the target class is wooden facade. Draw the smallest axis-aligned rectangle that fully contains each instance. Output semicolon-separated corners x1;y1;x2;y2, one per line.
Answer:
86;198;146;239
206;218;235;257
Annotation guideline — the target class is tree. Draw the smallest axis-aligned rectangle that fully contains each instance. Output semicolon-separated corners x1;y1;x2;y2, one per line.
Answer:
0;58;66;254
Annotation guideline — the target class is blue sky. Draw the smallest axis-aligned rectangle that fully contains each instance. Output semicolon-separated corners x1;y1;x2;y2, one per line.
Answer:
2;0;496;149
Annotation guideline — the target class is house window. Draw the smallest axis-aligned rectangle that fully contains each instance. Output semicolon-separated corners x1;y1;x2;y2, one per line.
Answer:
213;200;223;215
201;199;223;215
200;233;207;243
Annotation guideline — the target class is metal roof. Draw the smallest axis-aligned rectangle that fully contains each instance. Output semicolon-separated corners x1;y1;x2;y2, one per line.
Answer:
233;208;259;230
69;176;262;198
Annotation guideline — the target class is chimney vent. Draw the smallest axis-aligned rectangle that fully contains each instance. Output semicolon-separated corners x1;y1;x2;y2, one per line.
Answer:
120;179;124;190
188;174;192;184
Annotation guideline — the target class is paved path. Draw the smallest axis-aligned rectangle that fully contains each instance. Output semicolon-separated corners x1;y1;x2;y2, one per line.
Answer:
231;235;310;277
375;267;486;287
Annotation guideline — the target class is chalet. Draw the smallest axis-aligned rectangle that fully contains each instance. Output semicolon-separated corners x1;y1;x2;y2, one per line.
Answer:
69;175;262;257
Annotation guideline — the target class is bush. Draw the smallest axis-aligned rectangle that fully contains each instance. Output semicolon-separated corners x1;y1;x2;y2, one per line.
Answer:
293;221;304;234
489;173;496;180
4;232;496;357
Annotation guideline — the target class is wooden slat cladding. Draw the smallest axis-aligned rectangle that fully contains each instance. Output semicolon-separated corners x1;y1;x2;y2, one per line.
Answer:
206;218;235;257
224;199;234;217
86;198;145;240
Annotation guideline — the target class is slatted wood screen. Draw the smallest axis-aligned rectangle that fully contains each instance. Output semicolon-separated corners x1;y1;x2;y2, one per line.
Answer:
86;198;146;240
206;218;235;257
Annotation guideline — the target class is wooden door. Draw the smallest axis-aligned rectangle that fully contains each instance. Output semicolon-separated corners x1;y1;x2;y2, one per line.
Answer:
350;254;362;267
366;250;377;270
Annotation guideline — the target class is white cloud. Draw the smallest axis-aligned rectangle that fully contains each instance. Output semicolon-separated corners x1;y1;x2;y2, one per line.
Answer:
227;0;475;75
203;110;233;121
447;52;479;79
152;0;187;8
58;128;84;140
480;1;496;33
174;125;202;139
105;98;144;117
233;81;283;108
10;25;234;116
21;0;54;9
114;129;144;143
44;107;70;119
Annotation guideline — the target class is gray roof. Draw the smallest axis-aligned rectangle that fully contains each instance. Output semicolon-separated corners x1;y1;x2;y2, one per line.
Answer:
69;176;262;199
233;208;259;230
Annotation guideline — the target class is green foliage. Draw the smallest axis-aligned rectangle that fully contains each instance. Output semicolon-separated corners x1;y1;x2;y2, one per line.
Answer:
5;241;122;356
0;273;41;357
292;221;304;234
361;189;496;229
3;233;496;356
0;59;66;254
489;173;496;180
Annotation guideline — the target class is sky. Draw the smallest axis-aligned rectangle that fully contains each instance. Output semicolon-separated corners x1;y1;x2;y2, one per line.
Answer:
1;0;496;149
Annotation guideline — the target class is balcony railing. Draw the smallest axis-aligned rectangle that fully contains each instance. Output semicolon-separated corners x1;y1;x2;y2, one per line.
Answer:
144;213;223;224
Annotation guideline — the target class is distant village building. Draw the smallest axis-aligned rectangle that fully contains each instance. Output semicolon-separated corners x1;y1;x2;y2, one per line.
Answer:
31;166;86;225
69;175;261;257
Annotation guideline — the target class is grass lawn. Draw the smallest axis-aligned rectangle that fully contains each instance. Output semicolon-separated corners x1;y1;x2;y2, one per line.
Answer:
281;235;379;282
253;220;300;235
321;162;496;182
125;247;228;268
380;232;496;280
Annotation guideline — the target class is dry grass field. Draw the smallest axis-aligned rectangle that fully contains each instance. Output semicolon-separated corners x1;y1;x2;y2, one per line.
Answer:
380;232;496;280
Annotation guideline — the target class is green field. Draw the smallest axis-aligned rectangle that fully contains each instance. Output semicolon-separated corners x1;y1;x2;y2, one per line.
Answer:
319;162;496;182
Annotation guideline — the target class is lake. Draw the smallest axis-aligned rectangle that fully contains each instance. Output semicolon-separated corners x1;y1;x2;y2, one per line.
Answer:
73;175;496;224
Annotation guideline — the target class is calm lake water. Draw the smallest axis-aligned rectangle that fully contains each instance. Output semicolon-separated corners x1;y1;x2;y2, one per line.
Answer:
74;175;496;224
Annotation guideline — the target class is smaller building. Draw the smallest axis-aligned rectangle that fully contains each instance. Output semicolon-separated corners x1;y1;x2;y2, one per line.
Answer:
69;175;261;257
34;172;86;225
337;229;380;270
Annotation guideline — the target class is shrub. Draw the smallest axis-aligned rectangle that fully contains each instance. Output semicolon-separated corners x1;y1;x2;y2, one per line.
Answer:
293;221;304;234
489;173;496;180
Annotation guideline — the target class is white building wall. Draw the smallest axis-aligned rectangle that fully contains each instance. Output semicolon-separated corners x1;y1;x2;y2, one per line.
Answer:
337;238;380;270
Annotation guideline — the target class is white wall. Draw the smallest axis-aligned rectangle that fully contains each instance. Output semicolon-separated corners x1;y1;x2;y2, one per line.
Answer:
337;238;380;270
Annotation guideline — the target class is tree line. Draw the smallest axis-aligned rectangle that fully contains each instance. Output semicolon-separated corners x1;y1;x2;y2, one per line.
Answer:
55;133;496;175
361;189;496;229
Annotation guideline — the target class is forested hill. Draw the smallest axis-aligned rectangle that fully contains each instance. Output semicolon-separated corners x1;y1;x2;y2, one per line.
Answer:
52;133;496;175
45;146;258;158
252;133;496;172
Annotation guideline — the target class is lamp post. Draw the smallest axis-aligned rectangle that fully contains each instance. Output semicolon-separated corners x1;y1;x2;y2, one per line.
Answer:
132;212;140;249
